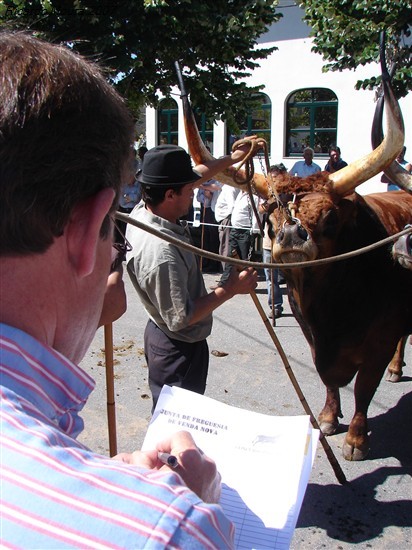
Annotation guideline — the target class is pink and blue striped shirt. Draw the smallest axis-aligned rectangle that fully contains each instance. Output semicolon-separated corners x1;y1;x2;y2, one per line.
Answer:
0;324;234;548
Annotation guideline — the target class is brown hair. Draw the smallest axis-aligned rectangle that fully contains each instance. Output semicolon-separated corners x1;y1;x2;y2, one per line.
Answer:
0;32;135;254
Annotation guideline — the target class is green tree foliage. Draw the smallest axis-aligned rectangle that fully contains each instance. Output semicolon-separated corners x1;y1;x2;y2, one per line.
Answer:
0;0;281;123
299;0;412;98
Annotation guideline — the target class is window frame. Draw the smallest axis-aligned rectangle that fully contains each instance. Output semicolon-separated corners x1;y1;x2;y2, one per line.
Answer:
285;88;338;158
227;93;272;154
157;98;179;145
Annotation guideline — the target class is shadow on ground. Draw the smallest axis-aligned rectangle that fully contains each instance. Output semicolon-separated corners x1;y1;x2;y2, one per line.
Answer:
296;392;412;544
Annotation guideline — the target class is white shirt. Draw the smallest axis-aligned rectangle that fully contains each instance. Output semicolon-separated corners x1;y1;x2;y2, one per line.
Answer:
214;185;240;222
231;191;263;233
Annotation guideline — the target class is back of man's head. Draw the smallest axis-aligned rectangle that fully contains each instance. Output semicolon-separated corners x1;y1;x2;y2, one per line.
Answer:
0;31;134;255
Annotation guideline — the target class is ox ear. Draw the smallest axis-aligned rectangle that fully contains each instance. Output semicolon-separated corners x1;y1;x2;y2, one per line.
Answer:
321;198;357;240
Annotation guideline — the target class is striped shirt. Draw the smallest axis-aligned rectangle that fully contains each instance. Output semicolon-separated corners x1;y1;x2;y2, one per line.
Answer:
0;323;234;548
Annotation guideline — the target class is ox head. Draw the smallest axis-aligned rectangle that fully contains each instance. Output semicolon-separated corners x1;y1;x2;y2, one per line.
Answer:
177;43;405;265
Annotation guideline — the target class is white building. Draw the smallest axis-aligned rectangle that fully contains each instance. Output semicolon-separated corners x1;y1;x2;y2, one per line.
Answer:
145;3;411;194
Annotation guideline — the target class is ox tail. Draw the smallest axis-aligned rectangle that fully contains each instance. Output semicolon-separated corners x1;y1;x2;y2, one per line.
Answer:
328;32;404;196
174;60;268;193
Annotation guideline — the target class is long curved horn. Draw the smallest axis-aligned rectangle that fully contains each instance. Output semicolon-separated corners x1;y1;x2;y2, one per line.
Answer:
371;71;412;194
174;61;214;166
328;33;404;196
175;61;269;196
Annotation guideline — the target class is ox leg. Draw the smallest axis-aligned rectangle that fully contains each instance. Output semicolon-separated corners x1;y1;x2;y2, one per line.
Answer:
343;366;385;461
385;336;407;383
318;386;342;436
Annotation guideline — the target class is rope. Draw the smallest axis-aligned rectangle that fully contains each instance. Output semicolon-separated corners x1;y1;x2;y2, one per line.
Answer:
115;211;412;270
231;138;269;237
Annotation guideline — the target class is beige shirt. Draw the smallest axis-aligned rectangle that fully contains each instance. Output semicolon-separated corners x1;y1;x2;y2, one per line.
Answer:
126;204;212;343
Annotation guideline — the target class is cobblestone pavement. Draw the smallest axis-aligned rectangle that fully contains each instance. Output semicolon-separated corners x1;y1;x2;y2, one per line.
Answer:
79;272;412;549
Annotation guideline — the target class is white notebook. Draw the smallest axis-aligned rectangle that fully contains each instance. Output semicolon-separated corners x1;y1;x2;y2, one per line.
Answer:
142;385;319;549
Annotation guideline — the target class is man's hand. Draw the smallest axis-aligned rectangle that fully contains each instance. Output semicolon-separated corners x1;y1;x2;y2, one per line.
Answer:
224;266;258;296
112;431;221;503
194;135;257;184
230;135;257;164
98;267;127;327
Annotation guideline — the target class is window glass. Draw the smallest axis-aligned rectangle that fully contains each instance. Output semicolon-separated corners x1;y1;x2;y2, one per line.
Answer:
157;98;178;145
227;93;272;154
286;88;338;156
194;111;214;154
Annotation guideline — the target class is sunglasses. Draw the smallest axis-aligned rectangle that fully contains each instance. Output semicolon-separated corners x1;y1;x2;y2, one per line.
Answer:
111;217;132;272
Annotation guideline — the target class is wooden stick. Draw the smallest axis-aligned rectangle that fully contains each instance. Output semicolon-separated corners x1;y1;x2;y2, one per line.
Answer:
199;202;206;272
269;256;276;327
249;289;347;484
232;251;347;484
104;323;117;457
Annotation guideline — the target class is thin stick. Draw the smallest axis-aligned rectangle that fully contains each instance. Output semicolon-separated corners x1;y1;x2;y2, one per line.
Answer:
232;250;347;484
199;202;206;272
104;323;117;457
270;256;276;327
249;289;347;484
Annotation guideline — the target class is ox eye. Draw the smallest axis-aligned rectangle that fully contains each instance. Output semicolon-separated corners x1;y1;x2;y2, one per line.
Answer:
277;229;285;243
322;209;339;238
297;225;309;241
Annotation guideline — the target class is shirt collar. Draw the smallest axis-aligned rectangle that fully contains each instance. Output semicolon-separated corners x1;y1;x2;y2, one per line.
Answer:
0;323;95;437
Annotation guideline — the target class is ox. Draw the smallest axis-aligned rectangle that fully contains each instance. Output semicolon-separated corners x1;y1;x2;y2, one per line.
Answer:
178;65;412;461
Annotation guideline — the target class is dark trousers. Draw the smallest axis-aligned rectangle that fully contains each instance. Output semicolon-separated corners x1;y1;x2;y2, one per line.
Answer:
115;206;133;245
200;206;220;272
144;320;209;411
219;228;254;284
218;215;231;271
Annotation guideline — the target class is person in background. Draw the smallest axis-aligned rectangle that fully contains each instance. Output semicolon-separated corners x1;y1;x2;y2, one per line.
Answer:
381;146;412;190
217;189;264;287
137;145;148;170
115;154;142;247
324;145;348;173
196;179;221;273
262;164;286;319
0;31;235;548
214;184;240;274
289;147;321;177
126;145;258;411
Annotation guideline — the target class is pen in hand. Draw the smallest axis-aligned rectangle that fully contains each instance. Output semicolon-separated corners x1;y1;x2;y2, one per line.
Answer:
158;452;179;469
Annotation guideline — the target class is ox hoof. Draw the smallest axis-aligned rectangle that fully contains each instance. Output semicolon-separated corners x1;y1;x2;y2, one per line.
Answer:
319;420;339;436
385;370;402;383
342;440;369;461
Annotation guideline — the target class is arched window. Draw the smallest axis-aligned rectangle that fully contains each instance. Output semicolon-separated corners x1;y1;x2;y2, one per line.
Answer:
228;93;272;153
157;98;178;145
286;88;338;157
194;111;215;153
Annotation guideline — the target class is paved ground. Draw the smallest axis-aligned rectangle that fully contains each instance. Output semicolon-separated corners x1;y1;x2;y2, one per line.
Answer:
79;271;411;549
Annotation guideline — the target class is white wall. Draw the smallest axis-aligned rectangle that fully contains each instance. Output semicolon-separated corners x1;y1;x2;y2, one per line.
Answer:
145;4;411;195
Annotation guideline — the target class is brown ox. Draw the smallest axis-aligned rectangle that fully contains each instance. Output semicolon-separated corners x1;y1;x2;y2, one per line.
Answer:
179;65;412;461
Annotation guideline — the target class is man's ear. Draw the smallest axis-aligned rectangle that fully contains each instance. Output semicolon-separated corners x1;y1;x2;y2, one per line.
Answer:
164;188;175;201
66;188;115;278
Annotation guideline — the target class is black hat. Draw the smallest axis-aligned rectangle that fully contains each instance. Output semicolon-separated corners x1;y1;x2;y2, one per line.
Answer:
137;144;201;187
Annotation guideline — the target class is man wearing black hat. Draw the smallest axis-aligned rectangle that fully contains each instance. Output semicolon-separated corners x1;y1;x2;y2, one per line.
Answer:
126;144;258;409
